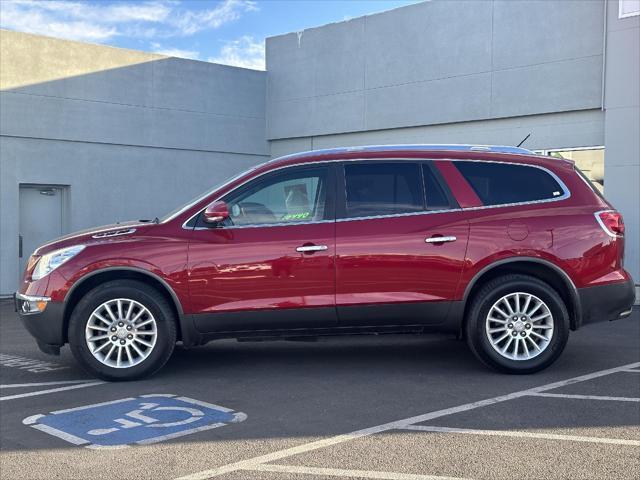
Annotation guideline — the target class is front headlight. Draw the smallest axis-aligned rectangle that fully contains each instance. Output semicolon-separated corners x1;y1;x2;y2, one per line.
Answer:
32;245;85;280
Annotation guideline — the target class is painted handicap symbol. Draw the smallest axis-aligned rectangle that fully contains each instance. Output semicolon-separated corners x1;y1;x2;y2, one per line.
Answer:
86;401;206;435
23;394;246;449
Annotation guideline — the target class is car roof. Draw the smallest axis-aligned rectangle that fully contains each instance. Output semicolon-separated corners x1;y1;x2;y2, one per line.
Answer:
273;144;534;162
266;144;572;171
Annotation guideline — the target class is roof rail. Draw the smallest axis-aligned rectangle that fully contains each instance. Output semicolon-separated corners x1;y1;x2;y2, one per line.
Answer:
272;144;535;162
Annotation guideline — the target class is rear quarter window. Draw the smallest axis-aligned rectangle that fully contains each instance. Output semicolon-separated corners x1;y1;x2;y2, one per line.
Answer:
454;161;565;206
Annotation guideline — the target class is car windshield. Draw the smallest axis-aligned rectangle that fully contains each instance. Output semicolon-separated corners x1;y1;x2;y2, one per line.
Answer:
159;167;259;223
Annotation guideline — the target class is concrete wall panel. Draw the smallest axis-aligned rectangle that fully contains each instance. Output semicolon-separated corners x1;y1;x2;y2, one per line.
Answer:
364;0;492;89
309;18;366;97
0;30;156;106
152;58;266;118
266;18;366;103
269;137;314;159
270;110;605;158
266;0;605;140
492;0;604;69
604;107;640;167
266;97;315;139
266;33;316;103
604;26;640;110
267;91;365;139
0;137;265;295
603;0;640;283
0;30;269;294
365;73;492;131
604;164;640;283
490;56;603;117
0;30;268;156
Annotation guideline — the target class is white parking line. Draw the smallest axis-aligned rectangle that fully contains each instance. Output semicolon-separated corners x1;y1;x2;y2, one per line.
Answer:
175;361;640;480
30;424;89;446
0;353;68;373
401;425;640;446
0;380;93;389
247;464;469;480
51;397;134;414
528;392;640;402
137;423;226;446
0;381;105;401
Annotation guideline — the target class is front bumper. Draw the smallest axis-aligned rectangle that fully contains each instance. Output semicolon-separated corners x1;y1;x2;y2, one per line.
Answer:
14;293;65;355
578;278;635;327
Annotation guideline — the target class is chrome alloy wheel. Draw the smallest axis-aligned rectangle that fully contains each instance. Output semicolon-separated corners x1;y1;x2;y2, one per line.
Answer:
85;298;157;368
485;292;554;361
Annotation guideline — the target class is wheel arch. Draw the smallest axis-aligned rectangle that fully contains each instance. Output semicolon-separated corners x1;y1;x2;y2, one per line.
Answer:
462;257;582;331
62;267;195;346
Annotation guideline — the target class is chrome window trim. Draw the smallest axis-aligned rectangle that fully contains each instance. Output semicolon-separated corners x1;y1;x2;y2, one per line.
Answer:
335;207;463;223
191;219;335;231
449;158;571;205
181;158;571;230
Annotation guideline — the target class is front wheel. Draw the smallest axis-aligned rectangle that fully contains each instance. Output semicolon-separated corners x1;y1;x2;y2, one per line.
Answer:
68;280;176;381
465;274;569;374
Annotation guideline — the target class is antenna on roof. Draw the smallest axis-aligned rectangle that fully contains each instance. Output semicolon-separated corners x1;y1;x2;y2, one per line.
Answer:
516;133;531;148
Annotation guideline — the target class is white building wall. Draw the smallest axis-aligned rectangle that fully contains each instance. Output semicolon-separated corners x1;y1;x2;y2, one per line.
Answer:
0;30;269;295
603;0;640;286
266;0;605;140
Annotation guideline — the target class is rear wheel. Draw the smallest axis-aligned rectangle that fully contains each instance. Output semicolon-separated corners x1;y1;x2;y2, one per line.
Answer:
465;274;569;374
69;280;176;381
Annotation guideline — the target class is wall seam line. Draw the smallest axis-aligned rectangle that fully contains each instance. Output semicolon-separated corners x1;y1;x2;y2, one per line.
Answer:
0;134;270;157
0;91;265;120
267;54;604;105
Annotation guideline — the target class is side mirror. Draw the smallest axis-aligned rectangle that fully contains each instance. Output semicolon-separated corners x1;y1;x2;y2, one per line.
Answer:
203;201;229;224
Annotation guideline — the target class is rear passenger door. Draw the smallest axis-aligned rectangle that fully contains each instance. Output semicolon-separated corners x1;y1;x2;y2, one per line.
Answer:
335;161;469;326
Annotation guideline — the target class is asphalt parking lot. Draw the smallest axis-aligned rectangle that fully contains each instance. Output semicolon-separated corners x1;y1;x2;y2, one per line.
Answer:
1;299;639;480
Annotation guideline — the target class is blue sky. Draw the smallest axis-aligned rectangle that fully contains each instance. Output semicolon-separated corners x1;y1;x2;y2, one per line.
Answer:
0;0;418;69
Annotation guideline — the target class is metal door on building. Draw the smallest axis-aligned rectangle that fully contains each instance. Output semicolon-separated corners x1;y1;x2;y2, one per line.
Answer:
18;185;68;277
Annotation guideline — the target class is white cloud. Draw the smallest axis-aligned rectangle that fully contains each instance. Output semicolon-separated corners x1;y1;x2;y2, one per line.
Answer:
150;42;200;60
21;0;173;23
209;36;265;70
0;0;257;42
0;1;120;42
171;0;258;36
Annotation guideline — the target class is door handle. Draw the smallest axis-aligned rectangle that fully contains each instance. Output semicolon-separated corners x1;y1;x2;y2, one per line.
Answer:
18;234;23;258
296;245;328;253
425;236;457;244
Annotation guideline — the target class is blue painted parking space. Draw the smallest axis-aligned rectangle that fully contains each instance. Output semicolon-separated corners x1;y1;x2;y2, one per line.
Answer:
23;394;246;448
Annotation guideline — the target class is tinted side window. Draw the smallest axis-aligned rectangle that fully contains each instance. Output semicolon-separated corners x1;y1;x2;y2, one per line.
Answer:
221;167;329;226
454;162;565;206
344;163;423;218
422;164;453;210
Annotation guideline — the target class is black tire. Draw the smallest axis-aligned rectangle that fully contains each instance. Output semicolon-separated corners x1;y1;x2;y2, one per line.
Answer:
465;274;569;374
68;280;176;381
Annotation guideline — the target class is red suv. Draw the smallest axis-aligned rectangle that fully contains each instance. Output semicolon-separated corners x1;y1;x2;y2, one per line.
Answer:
16;145;635;380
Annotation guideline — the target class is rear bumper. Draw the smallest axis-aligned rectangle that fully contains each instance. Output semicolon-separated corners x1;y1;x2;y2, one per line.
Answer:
14;293;64;355
577;279;635;327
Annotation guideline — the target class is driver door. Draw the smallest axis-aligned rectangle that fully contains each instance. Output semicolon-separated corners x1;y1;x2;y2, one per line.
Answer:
187;164;337;333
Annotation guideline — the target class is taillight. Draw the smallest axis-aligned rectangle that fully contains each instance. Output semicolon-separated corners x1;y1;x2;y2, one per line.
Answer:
595;210;624;237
